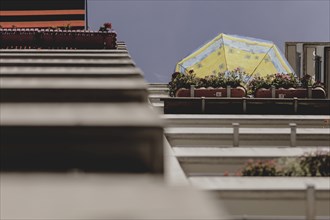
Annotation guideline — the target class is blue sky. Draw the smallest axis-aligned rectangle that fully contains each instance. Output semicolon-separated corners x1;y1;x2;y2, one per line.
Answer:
88;0;330;82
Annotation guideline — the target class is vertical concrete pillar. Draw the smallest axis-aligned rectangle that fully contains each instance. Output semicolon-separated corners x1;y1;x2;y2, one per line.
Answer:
307;86;312;98
289;123;297;147
242;97;247;113
232;123;239;147
226;85;231;98
271;85;276;98
293;97;298;113
190;85;195;97
306;184;316;220
201;97;205;113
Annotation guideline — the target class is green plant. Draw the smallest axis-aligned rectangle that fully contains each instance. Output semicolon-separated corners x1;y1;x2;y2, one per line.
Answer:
276;157;304;176
235;151;330;177
299;151;330;176
300;74;313;88
239;159;277;176
247;73;309;95
168;71;200;96
201;73;226;88
224;68;248;87
99;22;112;32
271;73;299;88
168;68;249;96
247;75;272;95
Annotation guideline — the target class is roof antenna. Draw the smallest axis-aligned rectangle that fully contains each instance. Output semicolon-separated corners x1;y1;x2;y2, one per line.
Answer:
85;0;88;30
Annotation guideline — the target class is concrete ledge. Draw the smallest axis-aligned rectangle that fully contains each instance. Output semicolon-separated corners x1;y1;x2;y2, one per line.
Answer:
0;53;131;59
162;114;330;128
0;49;128;53
0;58;135;67
189;176;330;190
174;147;330;175
149;94;170;104
148;83;169;88
148;87;169;95
164;137;189;186
0;77;148;103
189;177;330;217
0;66;144;78
174;147;330;158
165;127;330;147
1;103;163;173
0;174;227;220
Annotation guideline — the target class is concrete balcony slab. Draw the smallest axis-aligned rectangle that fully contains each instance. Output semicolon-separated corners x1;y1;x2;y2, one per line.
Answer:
0;103;163;173
148;87;169;95
0;49;128;53
165;127;330;147
173;147;330;175
189;176;330;217
0;77;148;102
0;173;228;220
149;94;170;104
0;66;144;78
0;58;135;67
0;52;131;59
162;114;330;128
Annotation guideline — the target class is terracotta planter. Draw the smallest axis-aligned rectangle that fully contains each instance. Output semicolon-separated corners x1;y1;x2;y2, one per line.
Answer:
255;87;326;98
175;87;246;97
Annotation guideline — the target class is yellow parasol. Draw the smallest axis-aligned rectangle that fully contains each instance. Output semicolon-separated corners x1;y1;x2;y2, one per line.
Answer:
175;33;294;80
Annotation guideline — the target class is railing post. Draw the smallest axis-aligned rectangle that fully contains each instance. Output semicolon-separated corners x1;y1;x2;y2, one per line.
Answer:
226;85;231;98
190;85;195;97
201;97;205;113
306;184;316;220
232;123;239;147
293;97;298;113
242;97;247;113
271;85;276;98
307;86;312;99
289;123;297;147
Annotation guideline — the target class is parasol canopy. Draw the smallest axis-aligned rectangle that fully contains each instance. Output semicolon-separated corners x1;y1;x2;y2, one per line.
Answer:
175;33;294;80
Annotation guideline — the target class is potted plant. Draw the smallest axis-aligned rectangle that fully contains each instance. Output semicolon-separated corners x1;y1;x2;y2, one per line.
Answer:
168;68;248;98
228;151;330;177
249;73;326;98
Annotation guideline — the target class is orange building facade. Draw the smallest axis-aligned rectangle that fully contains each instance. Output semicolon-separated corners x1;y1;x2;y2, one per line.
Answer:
0;0;86;29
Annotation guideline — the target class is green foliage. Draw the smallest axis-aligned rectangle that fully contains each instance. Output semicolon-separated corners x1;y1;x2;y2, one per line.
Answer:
168;68;248;97
237;151;330;177
247;73;326;95
224;68;249;87
276;157;305;176
168;71;199;97
240;159;277;176
246;75;272;95
271;73;300;89
201;73;226;88
169;70;326;97
299;151;330;176
99;22;112;32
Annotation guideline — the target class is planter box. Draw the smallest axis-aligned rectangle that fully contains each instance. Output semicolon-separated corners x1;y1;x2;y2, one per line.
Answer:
0;28;117;49
176;87;246;97
161;97;330;115
255;87;326;98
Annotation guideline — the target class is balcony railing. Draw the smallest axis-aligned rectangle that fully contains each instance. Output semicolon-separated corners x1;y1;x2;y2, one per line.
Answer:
0;28;117;49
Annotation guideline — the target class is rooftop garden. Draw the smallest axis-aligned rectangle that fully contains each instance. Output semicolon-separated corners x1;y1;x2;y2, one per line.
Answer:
0;22;117;49
168;69;326;99
225;151;330;177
